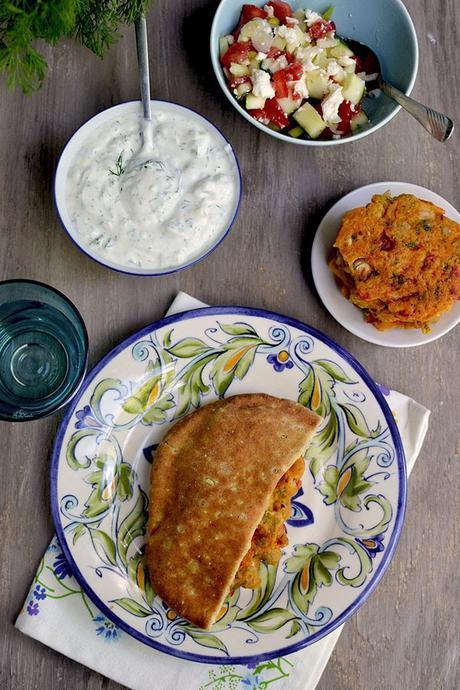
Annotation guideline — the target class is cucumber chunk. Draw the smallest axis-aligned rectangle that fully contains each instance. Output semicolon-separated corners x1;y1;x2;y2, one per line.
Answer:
288;125;304;138
277;96;301;114
342;73;365;105
306;70;329;99
350;109;369;131
293;102;326;139
229;63;249;77
246;93;266;110
271;36;287;50
330;42;354;59
219;37;229;59
235;82;252;98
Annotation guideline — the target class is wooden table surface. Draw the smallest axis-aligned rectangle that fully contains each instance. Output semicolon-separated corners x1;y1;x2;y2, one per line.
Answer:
0;1;458;688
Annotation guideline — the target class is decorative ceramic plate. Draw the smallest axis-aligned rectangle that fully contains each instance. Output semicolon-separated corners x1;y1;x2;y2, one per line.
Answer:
51;307;406;664
311;182;460;348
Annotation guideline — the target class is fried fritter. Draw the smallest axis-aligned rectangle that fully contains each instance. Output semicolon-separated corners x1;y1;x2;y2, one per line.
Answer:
329;193;460;331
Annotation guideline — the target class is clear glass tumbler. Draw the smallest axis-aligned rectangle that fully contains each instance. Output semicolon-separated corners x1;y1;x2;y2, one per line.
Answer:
0;280;88;421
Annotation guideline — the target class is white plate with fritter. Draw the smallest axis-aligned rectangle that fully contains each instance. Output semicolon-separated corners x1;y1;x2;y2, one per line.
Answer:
311;182;460;347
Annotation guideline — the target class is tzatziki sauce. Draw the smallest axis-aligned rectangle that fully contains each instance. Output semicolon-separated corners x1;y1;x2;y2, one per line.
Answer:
64;104;240;271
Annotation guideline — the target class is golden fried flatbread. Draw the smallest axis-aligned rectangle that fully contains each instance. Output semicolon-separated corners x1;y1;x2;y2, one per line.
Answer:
146;393;321;630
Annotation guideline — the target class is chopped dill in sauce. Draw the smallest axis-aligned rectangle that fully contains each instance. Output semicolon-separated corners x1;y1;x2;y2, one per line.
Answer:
66;106;239;270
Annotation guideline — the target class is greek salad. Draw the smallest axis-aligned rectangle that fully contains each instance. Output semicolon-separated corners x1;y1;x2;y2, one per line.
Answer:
219;2;373;140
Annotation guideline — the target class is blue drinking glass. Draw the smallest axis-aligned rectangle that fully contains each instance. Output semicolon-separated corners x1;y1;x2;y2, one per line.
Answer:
0;280;88;421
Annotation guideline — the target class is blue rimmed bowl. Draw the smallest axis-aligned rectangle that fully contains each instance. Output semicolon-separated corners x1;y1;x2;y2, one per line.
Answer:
54;101;242;276
210;0;419;146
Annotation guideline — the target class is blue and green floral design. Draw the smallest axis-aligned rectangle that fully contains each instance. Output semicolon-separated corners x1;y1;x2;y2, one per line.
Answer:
54;313;404;662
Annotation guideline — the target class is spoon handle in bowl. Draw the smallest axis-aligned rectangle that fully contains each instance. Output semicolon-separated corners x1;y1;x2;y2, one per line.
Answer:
135;14;151;121
381;81;454;142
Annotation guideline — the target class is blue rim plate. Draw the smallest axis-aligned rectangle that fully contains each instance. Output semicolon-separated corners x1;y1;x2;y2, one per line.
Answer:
51;307;406;664
54;101;242;277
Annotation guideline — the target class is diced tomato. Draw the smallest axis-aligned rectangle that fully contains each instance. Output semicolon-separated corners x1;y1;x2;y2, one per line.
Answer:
233;4;268;38
266;1;293;24
285;51;295;64
264;98;290;128
284;62;303;81
241;4;268;22
308;19;335;40
272;62;303;97
251;109;270;125
336;100;358;134
228;75;251;89
272;72;289;98
221;42;251;68
267;46;283;59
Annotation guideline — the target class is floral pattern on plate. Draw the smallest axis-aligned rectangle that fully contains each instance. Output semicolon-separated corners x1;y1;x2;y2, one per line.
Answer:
51;308;406;664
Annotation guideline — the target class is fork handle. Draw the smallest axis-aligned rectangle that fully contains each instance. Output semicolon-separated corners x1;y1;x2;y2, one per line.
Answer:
135;14;151;121
380;81;454;143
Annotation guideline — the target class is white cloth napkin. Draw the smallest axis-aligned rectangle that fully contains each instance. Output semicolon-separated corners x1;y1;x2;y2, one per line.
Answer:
16;292;430;690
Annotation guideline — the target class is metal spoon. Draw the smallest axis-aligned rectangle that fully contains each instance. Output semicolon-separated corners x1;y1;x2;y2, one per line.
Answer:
342;38;454;143
124;13;155;173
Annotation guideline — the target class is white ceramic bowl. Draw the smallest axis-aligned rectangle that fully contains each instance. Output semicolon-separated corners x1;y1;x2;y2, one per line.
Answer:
54;101;242;276
311;182;460;347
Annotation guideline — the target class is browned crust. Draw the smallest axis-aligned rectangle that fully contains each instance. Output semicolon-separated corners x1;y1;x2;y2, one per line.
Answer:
146;394;321;629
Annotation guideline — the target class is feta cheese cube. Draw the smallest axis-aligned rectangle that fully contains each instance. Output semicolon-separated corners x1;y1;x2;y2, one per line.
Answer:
251;69;275;99
305;10;323;26
321;85;345;125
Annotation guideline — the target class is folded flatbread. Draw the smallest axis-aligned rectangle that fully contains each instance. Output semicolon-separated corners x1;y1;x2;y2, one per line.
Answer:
146;393;321;630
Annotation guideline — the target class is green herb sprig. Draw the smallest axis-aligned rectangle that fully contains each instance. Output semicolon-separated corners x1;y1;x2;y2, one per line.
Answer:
0;0;151;94
108;152;125;176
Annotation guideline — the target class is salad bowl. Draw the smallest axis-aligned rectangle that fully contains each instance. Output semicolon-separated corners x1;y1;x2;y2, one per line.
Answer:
210;0;419;145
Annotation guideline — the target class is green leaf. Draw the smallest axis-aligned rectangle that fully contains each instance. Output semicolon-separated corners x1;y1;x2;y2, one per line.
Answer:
72;523;86;545
285;544;318;574
237;563;277;620
90;378;127;423
117;491;148;566
317;465;339;505
316;359;355;384
318;550;341;569
88;528;116;566
184;629;229;655
291;570;316;613
83;488;110;518
234;346;257;379
218;322;258;336
312;557;333;587
142;393;175;425
323;6;335;21
175;353;214;417
335;538;373;587
167;337;210;358
210;356;235;397
163;328;173;348
298;368;314;407
112;597;152;617
253;661;276;675
66;429;96;470
308;412;338;478
117;463;135;501
247;608;298;633
123;374;161;414
287;619;301;638
339;403;371;438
